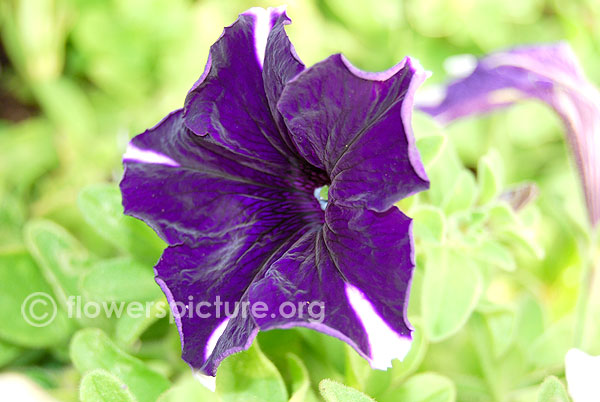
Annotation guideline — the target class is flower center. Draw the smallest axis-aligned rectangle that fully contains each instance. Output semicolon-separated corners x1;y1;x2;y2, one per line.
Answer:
313;185;329;210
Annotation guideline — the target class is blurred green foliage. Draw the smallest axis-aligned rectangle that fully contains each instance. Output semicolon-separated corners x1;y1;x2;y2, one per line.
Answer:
1;0;599;401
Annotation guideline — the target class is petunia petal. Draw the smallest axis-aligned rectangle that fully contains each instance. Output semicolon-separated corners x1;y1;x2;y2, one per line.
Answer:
155;238;302;376
262;10;305;150
153;216;317;376
183;7;301;165
121;109;327;375
277;54;429;212
121;109;325;247
420;43;600;226
248;203;415;369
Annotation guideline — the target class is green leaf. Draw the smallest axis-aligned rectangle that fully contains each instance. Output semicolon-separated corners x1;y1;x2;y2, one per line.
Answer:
405;0;462;37
296;328;346;379
287;353;319;402
365;323;429;399
515;296;545;351
449;374;491;402
468;313;510;401
392;373;456;402
424;139;464;206
114;298;169;347
478;150;504;205
537;376;569;402
23;219;110;329
528;317;574;369
443;170;477;215
80;369;137;402
2;0;68;81
24;219;88;309
484;308;516;358
0;118;56;192
417;134;446;167
216;340;288;402
156;373;218;402
77;184;164;265
0;191;27;251
319;379;375;402
70;328;170;401
0;251;72;348
322;0;401;37
474;240;516;271
34;78;95;136
80;257;162;303
389;323;429;381
487;202;519;228
412;206;446;244
422;248;483;342
497;226;545;259
487;202;544;258
0;339;22;367
344;344;371;391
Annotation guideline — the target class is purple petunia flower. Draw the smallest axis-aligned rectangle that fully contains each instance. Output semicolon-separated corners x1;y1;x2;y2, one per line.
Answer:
120;6;429;376
420;43;600;227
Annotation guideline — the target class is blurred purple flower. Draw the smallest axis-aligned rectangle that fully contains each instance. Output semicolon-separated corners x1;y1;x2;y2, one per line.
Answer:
421;43;600;227
120;7;429;375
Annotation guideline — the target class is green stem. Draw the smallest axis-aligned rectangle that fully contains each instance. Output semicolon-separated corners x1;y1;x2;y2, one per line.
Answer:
573;227;599;349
